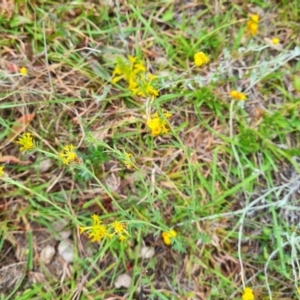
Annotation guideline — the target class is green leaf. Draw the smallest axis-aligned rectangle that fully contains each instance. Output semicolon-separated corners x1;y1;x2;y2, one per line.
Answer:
162;6;174;22
293;75;300;92
10;16;32;27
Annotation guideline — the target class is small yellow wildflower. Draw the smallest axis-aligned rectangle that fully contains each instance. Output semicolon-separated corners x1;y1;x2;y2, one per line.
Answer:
112;56;146;85
242;287;255;300
298;286;300;295
128;78;139;91
123;152;134;169
272;37;280;45
112;220;127;234
79;214;108;242
16;132;35;152
162;229;177;246
128;55;137;65
194;52;210;67
230;90;247;101
0;166;5;177
146;111;172;137
111;220;129;241
118;234;127;241
250;14;259;23
130;73;159;99
59;144;77;165
144;74;159;98
80;215;129;242
134;61;146;73
20;67;27;76
246;14;259;36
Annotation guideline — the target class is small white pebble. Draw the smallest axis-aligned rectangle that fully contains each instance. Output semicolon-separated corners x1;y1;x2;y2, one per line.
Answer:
58;239;74;263
114;273;132;289
139;246;155;259
39;158;53;172
105;173;120;192
40;245;55;264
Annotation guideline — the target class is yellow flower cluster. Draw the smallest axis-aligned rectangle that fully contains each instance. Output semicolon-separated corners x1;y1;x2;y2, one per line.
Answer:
194;52;210;67
272;37;280;45
242;287;255;300
16;132;35;151
79;214;129;242
230;90;247;101
112;55;159;99
246;14;259;36
58;145;77;165
162;229;177;245
147;111;172;137
16;133;78;166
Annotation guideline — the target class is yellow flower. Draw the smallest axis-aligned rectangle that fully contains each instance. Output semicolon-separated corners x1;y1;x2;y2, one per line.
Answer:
16;132;35;152
20;67;27;76
134;61;146;73
246;14;259;36
144;74;159;98
123;152;134;169
147;117;162;136
112;56;146;84
230;90;247;101
79;214;108;242
118;234;127;241
59;144;77;165
128;55;137;65
242;287;255;300
0;166;4;177
112;220;126;234
247;22;258;35
80;216;130;242
111;220;129;241
194;52;210;67
162;229;177;246
250;14;259;23
128;78;139;91
272;37;280;45
146;111;172;137
130;73;159;99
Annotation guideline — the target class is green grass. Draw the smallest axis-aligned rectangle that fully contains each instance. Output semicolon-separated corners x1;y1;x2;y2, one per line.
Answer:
1;1;300;299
